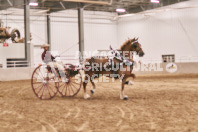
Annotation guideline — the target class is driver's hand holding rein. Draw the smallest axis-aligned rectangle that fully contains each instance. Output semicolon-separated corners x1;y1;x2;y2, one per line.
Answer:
41;44;67;82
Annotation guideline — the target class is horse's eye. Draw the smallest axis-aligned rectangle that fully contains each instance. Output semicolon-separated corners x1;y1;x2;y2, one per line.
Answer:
133;45;137;49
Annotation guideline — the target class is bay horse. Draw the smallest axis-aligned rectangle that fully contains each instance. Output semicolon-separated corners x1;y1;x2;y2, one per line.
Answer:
83;38;145;100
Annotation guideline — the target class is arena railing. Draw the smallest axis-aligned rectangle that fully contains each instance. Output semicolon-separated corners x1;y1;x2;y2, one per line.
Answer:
6;61;29;68
141;56;198;63
33;55;198;67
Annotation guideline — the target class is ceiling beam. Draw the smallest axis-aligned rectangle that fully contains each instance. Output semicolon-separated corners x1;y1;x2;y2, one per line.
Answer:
140;5;145;11
59;1;66;9
45;0;113;5
6;0;13;6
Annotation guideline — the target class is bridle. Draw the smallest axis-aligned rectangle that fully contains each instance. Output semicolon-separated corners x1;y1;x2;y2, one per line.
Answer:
131;41;141;54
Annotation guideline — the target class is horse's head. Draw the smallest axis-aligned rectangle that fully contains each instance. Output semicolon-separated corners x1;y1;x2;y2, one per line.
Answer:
130;38;145;57
121;38;145;57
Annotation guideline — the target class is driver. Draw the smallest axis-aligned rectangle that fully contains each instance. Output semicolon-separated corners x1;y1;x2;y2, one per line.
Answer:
41;44;67;82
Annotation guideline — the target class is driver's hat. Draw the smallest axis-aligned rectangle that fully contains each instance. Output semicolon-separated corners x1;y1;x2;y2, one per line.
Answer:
41;44;50;48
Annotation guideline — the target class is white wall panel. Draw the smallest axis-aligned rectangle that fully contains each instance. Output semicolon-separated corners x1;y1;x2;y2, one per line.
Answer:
50;10;118;64
84;22;117;51
117;0;198;62
2;0;198;66
0;9;47;67
0;9;117;66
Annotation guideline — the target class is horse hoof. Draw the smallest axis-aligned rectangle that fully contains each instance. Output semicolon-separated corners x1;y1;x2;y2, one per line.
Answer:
84;94;90;99
128;80;134;85
125;81;134;85
90;89;94;94
123;95;129;100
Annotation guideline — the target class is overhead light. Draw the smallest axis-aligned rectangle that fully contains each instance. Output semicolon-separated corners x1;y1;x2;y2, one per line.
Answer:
151;0;160;3
116;8;126;13
29;2;38;6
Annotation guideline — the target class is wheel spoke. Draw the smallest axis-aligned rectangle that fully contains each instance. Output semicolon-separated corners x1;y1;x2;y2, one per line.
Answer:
40;85;45;98
33;82;42;84
48;82;55;89
39;67;46;79
45;86;49;99
59;82;65;88
46;85;52;97
70;85;75;95
48;84;55;95
65;85;68;96
70;83;78;90
70;77;80;81
38;86;43;99
71;81;81;85
43;86;47;99
63;84;67;96
34;83;43;89
34;71;44;80
48;83;58;93
36;68;45;78
68;85;71;96
61;83;66;93
37;85;44;95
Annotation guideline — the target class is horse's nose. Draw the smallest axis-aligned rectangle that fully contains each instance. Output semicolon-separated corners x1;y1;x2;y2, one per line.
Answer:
139;52;145;57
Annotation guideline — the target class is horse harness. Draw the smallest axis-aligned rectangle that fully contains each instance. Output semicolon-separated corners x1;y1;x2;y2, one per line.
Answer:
108;46;135;68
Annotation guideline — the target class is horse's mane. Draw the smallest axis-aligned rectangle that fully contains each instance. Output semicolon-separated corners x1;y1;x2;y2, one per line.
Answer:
120;38;136;50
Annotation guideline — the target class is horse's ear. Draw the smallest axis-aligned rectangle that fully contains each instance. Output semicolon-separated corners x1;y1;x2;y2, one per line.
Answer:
109;45;113;50
136;37;139;41
131;37;135;42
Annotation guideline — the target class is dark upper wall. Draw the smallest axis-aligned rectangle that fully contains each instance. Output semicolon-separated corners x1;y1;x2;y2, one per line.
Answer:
0;0;189;14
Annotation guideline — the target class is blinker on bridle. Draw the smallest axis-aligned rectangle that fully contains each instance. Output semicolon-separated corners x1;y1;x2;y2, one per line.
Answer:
131;41;141;54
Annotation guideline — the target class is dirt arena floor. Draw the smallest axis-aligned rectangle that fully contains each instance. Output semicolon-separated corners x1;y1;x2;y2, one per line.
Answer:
0;74;198;132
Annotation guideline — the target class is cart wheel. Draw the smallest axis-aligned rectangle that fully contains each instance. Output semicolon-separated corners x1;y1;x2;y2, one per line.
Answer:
31;65;58;100
58;64;82;97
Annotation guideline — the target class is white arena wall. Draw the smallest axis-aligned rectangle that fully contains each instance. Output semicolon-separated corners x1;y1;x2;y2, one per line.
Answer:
117;0;198;63
0;43;25;68
0;9;118;66
0;62;198;81
0;67;34;81
1;0;198;81
1;0;198;66
50;10;118;65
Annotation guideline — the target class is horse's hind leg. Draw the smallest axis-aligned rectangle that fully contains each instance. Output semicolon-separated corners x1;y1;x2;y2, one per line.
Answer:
90;79;96;94
83;75;90;99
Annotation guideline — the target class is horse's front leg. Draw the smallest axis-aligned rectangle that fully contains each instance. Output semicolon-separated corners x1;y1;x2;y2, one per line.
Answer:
120;77;129;100
124;73;136;85
83;75;90;99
